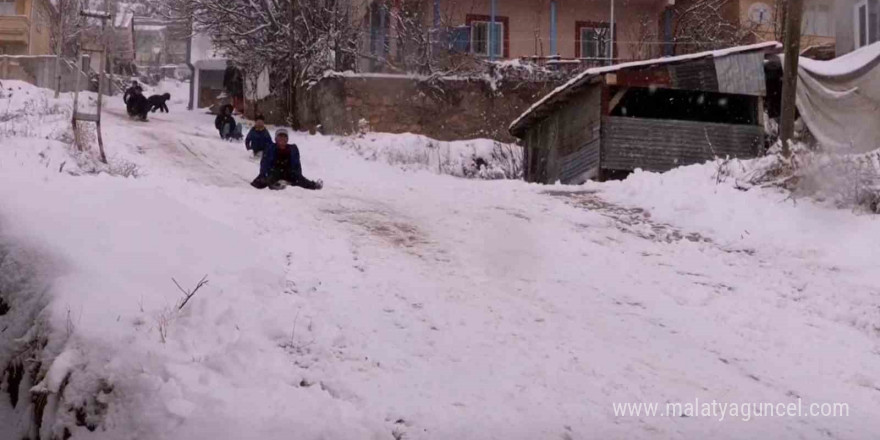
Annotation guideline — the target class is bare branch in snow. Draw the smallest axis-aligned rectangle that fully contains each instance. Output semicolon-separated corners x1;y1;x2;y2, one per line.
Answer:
172;275;209;311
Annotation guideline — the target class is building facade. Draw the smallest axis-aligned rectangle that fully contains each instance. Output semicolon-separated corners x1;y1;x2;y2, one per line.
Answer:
0;0;53;55
359;0;673;71
834;0;879;55
740;0;837;50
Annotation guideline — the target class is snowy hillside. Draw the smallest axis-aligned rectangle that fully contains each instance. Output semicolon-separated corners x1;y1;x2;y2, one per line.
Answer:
2;81;880;439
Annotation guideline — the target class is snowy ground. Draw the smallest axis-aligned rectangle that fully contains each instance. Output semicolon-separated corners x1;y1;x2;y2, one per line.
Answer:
2;80;880;439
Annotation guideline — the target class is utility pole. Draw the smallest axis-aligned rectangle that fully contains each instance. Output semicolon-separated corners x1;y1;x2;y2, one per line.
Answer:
609;0;615;65
779;0;804;156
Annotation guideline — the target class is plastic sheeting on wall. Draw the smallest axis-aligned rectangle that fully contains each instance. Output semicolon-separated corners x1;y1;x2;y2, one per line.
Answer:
794;42;880;152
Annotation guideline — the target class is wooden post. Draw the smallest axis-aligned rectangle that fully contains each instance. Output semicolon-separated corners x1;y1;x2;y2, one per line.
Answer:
72;53;82;150
96;48;107;163
54;1;63;99
779;0;803;157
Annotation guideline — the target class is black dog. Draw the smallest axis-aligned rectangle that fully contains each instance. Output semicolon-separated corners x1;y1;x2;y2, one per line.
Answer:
147;93;171;113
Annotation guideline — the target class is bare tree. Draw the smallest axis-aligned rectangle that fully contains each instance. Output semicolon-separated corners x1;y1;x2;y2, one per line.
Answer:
671;0;758;54
158;0;362;127
49;0;86;97
623;12;659;61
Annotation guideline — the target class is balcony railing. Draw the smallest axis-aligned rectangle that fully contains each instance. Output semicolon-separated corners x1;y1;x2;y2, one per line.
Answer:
0;15;30;44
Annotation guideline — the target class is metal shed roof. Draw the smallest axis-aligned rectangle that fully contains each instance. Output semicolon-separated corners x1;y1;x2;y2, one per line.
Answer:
509;41;782;137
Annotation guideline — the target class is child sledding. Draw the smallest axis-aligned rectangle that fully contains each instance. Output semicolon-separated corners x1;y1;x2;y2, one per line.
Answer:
123;81;172;121
250;128;323;191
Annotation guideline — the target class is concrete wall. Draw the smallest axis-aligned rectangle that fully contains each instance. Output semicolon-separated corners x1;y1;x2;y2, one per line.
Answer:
296;74;561;142
0;55;90;92
27;0;51;55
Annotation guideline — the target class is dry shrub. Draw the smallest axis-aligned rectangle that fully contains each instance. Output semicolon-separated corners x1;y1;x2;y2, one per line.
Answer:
734;144;880;213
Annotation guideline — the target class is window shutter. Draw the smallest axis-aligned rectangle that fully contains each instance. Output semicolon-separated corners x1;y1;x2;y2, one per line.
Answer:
450;25;471;53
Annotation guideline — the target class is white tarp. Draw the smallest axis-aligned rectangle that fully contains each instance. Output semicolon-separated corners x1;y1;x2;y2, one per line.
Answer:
244;67;271;101
795;42;880;153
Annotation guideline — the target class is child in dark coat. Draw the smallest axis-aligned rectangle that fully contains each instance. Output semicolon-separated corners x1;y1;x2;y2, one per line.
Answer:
245;114;273;156
251;129;323;190
215;104;242;140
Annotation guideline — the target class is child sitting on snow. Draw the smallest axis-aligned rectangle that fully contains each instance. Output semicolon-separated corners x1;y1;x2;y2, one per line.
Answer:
250;129;323;191
245;114;273;157
215;104;242;140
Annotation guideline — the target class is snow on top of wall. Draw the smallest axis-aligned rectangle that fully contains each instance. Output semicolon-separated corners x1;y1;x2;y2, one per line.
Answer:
134;24;166;32
509;41;783;135
323;71;473;82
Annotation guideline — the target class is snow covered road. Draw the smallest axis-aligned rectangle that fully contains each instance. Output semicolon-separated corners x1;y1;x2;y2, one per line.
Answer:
2;82;879;439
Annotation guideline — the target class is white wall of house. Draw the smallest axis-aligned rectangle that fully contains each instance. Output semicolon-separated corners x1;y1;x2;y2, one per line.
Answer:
189;33;227;109
836;0;880;55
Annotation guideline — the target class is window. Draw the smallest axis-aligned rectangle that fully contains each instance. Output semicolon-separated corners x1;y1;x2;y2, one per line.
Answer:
470;21;503;57
465;15;508;58
368;1;390;57
0;0;17;15
802;2;834;37
576;21;612;60
854;0;879;48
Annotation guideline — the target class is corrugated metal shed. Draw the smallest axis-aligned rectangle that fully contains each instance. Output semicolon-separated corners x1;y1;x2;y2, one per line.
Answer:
601;117;763;172
511;42;781;184
668;58;719;92
714;51;767;96
510;42;781;137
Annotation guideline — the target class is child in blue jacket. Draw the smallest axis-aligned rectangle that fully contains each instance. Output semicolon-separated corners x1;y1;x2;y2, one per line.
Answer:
245;114;273;156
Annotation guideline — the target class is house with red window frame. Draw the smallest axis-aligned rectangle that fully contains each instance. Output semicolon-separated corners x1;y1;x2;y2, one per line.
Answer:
359;0;676;70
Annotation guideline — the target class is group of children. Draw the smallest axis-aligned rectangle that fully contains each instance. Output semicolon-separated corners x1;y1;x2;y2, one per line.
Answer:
123;81;171;121
122;79;322;191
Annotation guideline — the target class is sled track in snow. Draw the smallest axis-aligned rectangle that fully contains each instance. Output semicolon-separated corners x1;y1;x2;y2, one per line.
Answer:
547;190;756;255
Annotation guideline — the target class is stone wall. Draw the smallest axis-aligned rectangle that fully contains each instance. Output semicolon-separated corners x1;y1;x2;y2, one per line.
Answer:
294;74;562;142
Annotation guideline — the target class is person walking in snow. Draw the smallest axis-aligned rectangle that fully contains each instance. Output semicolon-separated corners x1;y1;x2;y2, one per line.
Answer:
251;129;323;190
215;104;242;140
245;114;273;157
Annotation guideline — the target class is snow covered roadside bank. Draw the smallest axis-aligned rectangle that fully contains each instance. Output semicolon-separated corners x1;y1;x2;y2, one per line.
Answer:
333;132;523;180
590;159;880;337
0;166;385;438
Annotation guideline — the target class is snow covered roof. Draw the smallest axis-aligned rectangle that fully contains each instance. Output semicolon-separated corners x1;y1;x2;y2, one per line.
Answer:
509;41;782;136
